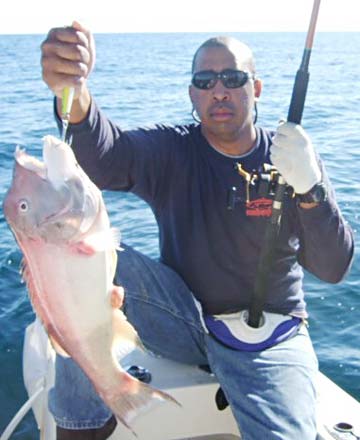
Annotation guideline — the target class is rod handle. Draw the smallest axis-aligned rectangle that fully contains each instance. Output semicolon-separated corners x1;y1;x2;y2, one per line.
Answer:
287;69;310;124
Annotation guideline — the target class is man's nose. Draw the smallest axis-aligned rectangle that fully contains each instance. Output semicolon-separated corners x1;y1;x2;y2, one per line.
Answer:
211;80;230;101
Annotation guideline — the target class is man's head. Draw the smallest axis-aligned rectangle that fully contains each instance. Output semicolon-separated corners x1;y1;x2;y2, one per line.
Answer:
189;36;262;150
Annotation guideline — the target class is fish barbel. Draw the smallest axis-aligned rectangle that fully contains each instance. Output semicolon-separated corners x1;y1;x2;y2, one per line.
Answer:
3;135;176;431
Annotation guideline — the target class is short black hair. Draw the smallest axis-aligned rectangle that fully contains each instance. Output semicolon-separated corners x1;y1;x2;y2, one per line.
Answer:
191;36;255;74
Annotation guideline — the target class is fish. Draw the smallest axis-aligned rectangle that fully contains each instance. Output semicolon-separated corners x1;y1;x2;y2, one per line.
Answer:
3;135;177;432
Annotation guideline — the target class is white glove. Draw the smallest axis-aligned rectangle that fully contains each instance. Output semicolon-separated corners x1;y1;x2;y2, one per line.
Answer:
270;122;321;194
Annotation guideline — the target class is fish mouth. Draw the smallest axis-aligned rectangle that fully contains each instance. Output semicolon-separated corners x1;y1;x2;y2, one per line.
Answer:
14;147;86;236
10;143;99;242
39;200;75;226
37;197;86;242
15;147;47;179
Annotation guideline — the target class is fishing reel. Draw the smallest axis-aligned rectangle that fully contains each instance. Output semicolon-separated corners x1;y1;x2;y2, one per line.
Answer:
227;162;293;211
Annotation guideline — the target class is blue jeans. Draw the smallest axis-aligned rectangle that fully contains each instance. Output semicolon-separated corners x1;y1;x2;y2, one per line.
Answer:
49;244;319;439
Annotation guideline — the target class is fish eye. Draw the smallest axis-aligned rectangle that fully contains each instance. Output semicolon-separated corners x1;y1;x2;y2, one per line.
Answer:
18;199;29;213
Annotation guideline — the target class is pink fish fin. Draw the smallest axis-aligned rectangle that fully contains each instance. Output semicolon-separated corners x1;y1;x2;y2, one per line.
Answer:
69;241;97;256
20;257;30;287
49;334;70;357
71;227;119;256
20;258;43;314
112;309;145;355
104;371;180;434
19;258;26;279
20;258;70;358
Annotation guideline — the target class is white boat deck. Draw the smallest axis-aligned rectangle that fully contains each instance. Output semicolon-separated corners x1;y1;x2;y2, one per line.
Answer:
3;339;359;439
105;350;359;440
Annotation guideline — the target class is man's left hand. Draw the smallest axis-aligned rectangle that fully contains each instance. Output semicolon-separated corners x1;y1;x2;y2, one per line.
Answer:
271;122;321;194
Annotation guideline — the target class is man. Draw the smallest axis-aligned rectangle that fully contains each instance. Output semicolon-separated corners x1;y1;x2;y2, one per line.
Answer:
41;22;353;440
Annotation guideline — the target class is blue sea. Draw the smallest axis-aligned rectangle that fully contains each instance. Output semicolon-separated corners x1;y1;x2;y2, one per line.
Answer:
0;32;359;438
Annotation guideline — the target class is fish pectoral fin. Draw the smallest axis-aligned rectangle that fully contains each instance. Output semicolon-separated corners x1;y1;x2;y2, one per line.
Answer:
49;335;70;357
69;240;97;256
72;227;119;256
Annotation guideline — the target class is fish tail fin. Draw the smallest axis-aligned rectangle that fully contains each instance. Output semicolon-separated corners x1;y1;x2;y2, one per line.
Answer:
105;371;179;433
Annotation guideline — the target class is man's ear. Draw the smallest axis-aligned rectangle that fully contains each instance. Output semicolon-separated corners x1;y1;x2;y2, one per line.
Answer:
189;84;196;105
254;78;262;100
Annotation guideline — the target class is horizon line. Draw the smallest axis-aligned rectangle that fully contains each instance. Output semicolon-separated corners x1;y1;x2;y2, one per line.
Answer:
1;29;359;36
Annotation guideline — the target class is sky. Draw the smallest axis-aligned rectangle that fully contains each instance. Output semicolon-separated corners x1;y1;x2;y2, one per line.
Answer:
1;0;359;34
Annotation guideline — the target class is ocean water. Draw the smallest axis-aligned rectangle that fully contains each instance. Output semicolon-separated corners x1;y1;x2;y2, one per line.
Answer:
0;32;359;438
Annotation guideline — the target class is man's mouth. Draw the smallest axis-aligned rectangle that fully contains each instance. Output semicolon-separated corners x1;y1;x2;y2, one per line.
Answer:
209;105;235;121
211;110;234;121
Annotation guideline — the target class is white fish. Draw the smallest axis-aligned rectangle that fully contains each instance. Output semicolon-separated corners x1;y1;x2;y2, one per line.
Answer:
3;135;176;431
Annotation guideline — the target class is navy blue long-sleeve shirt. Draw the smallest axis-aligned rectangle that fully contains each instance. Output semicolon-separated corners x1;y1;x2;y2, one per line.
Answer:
62;99;354;317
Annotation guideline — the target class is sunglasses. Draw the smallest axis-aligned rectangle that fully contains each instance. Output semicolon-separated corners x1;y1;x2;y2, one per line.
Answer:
191;69;252;90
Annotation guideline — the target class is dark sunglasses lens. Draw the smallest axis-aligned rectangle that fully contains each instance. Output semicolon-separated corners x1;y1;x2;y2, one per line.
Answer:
222;70;249;88
192;70;250;89
192;71;216;89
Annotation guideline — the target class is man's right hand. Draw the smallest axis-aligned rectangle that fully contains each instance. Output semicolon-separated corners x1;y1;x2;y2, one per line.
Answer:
41;21;95;122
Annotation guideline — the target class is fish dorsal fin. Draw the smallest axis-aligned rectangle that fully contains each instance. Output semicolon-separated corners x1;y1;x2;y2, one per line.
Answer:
49;335;70;357
20;258;70;357
21;258;40;313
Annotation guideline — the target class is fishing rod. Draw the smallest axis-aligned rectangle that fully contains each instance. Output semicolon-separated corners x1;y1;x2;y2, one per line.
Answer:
287;0;321;124
247;0;322;328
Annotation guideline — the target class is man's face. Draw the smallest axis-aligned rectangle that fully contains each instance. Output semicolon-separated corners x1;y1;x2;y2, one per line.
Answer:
189;46;261;142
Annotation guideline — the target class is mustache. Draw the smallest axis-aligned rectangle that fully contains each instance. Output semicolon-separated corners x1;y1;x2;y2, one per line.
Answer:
208;102;236;114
